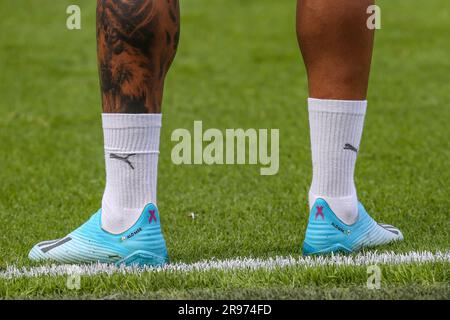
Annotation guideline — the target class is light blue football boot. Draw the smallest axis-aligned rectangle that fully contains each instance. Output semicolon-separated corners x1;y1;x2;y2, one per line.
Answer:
303;198;403;255
29;203;168;266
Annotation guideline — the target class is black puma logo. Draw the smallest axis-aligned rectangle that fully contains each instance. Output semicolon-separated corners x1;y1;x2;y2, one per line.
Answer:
110;153;136;169
343;143;358;153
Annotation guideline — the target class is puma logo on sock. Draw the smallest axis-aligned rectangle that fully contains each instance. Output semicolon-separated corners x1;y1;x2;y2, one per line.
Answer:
343;143;358;153
110;153;136;169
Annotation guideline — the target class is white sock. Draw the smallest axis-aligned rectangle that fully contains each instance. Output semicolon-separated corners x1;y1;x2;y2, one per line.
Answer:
308;98;367;224
101;113;161;234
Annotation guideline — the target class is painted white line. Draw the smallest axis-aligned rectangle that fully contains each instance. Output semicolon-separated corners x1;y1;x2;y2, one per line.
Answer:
1;251;448;279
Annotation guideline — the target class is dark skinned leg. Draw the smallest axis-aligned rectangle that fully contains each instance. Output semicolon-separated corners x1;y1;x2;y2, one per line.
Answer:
296;0;374;100
296;1;405;255
97;0;180;113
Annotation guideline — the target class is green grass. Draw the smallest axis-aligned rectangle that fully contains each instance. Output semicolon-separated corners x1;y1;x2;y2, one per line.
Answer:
0;0;449;299
1;263;448;299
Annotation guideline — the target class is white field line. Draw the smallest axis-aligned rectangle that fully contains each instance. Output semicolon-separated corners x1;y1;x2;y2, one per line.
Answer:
1;251;449;279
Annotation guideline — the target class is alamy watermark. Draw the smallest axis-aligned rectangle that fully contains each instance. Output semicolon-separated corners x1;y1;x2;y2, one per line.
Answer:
66;274;81;290
366;265;382;290
367;5;381;30
66;5;81;30
171;121;279;175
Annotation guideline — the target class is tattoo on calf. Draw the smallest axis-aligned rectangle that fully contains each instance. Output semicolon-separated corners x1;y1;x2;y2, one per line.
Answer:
97;0;180;113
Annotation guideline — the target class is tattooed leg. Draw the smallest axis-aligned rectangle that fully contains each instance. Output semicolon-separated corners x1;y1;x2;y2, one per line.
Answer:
28;1;178;265
97;0;180;113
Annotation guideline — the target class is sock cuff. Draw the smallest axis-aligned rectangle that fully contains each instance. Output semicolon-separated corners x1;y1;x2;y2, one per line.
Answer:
308;98;367;115
102;113;162;129
102;113;162;153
